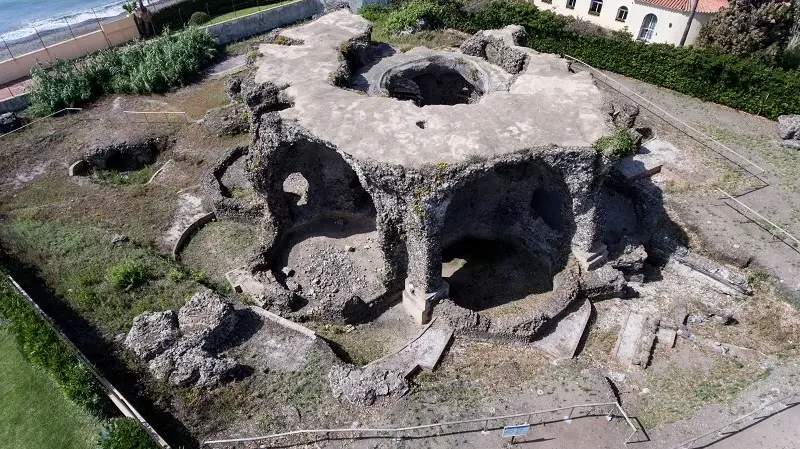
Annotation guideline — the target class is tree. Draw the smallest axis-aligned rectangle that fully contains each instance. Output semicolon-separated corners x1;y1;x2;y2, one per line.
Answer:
697;0;795;63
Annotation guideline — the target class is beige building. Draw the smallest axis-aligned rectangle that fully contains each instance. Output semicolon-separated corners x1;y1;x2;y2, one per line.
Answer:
530;0;729;46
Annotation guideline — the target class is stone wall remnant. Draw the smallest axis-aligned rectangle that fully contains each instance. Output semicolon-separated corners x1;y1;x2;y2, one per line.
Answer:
124;290;243;388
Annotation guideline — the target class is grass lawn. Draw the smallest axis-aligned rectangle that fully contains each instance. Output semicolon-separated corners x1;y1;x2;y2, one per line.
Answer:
206;1;295;25
0;328;100;449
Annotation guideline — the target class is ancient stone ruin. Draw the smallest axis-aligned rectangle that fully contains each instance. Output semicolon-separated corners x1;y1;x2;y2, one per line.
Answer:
129;11;717;396
219;11;646;333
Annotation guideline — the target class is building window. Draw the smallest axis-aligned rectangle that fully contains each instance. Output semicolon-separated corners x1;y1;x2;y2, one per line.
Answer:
566;0;576;8
616;6;628;22
638;14;658;42
589;0;603;15
542;0;553;3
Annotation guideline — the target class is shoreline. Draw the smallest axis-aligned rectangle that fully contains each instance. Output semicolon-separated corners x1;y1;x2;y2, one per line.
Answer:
0;0;180;61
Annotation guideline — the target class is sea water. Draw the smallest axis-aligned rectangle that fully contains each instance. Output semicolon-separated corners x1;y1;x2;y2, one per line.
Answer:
0;0;128;43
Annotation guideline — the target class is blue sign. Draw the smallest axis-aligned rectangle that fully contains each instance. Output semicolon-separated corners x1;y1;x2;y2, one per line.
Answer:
502;424;530;438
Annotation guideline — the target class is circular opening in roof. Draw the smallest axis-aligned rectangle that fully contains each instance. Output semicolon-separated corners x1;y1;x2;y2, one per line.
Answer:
381;57;487;107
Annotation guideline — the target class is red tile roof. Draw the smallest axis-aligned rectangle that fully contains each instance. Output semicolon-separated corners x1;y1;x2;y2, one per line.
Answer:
636;0;729;13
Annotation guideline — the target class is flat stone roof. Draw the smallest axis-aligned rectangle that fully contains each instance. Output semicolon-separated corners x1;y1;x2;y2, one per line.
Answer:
253;10;612;167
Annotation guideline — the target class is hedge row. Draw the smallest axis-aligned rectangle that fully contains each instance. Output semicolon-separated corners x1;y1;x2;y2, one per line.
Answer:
28;27;217;115
365;0;800;119
151;0;288;33
0;274;112;417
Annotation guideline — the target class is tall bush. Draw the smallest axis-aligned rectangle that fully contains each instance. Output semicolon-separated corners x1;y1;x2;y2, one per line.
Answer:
28;27;218;115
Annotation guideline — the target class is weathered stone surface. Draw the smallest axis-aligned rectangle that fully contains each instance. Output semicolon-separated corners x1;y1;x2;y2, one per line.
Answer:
533;299;592;359
148;336;240;388
610;243;648;273
580;265;626;300
0;112;22;134
777;114;800;141
124;311;179;361
328;364;408;405
459;26;529;74
127;291;243;388
178;290;239;349
202;104;250;137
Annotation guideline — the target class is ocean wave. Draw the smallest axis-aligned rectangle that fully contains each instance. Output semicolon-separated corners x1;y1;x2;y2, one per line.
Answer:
0;1;127;43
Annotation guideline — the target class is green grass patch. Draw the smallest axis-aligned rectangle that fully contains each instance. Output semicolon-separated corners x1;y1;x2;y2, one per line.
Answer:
0;219;203;335
0;327;101;449
94;166;155;187
206;1;294;25
180;220;260;295
593;127;638;158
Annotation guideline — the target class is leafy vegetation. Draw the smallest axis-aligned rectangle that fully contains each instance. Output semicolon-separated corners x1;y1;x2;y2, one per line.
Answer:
697;0;797;67
0;275;112;417
106;261;150;292
97;418;159;449
151;0;288;33
365;0;800;119
188;11;211;26
0;327;101;449
593;127;638;158
28;27;217;115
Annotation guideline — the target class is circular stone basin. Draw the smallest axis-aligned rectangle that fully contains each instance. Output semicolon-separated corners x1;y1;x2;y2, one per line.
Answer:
379;55;488;107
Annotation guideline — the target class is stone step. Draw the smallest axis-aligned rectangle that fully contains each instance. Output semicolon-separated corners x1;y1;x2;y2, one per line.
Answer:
533;299;592;359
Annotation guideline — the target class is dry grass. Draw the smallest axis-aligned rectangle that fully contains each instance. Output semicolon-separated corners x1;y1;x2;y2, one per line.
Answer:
634;353;770;428
314;324;388;366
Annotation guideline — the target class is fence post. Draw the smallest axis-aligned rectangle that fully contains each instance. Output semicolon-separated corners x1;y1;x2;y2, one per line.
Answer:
33;26;53;61
92;8;113;48
231;0;238;18
2;36;16;61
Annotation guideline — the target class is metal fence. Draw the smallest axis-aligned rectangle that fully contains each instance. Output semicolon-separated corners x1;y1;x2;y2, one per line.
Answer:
203;401;643;447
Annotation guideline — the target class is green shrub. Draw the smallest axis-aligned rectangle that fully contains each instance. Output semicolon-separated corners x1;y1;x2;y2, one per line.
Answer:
98;418;158;449
28;27;217;115
188;11;211;26
0;276;111;416
106;261;149;291
151;0;286;33
593;127;638;158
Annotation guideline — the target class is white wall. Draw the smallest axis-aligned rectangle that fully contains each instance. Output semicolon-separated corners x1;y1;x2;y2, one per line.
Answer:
530;0;712;46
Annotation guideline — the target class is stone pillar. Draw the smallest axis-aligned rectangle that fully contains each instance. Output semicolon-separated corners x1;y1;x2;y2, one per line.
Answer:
402;196;450;324
569;179;607;271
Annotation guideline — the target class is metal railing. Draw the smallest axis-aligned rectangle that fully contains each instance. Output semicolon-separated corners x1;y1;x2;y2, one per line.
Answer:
203;401;641;447
669;392;799;449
